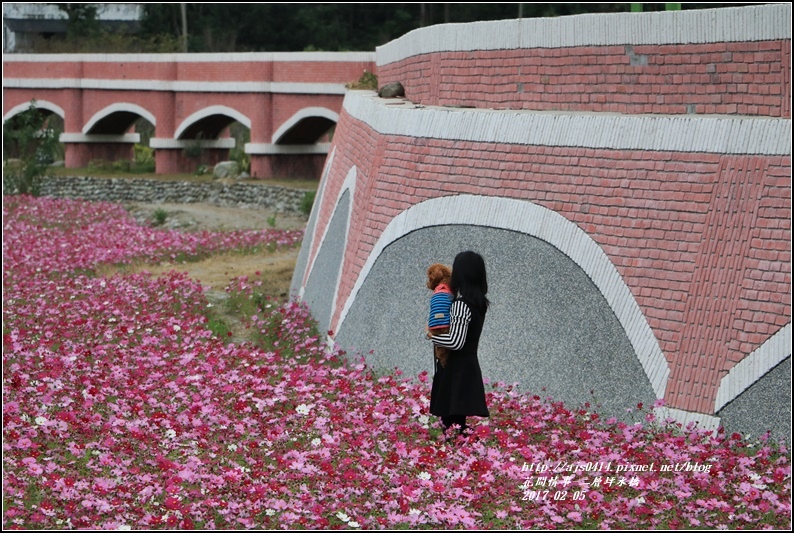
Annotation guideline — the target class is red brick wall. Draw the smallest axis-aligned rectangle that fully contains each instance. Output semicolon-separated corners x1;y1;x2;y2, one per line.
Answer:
312;110;791;413
273;61;373;84
3;55;375;177
378;40;791;118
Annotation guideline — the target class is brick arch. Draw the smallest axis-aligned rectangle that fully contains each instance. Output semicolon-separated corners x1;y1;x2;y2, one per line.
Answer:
291;147;336;299
83;103;156;135
174;105;252;140
300;165;356;335
715;324;791;412
301;164;356;298
272;107;339;144
3;100;65;123
335;194;670;400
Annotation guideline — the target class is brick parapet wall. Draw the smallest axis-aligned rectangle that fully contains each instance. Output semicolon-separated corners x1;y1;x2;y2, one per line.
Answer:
2;52;375;176
376;5;791;118
3;52;375;85
303;93;790;416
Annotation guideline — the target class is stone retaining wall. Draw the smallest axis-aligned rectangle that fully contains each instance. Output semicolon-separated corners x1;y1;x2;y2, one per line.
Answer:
39;176;310;214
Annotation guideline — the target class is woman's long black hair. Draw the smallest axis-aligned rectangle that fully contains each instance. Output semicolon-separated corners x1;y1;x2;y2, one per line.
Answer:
450;251;489;314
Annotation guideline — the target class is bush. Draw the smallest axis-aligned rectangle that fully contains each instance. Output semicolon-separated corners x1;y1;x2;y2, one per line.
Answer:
133;144;155;173
229;122;251;174
18;30;181;54
300;191;316;216
112;160;132;172
346;70;378;90
2;100;61;195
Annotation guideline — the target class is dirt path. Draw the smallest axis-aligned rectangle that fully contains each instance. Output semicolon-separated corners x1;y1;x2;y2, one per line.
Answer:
122;201;306;301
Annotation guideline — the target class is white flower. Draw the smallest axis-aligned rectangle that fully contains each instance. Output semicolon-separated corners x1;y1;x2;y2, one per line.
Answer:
418;415;429;426
349;521;360;528
311;438;322;447
172;324;181;332
265;509;276;516
409;509;421;516
116;526;132;531
34;416;48;426
227;443;238;452
417;471;431;481
336;511;350;523
296;404;312;416
164;429;177;439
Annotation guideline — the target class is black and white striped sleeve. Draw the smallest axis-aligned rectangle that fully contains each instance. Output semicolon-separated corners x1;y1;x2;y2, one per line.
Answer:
429;300;471;351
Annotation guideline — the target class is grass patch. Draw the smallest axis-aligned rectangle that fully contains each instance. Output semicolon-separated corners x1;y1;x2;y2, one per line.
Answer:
152;208;169;226
206;316;233;340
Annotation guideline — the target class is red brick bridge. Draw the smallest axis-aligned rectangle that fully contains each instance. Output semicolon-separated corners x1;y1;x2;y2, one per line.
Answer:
2;5;791;439
292;4;791;438
2;52;375;178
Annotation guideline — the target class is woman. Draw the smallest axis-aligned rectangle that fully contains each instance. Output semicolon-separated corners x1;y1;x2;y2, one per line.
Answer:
427;251;490;435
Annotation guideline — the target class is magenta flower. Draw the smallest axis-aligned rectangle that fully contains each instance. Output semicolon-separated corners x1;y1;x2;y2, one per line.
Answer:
2;196;790;530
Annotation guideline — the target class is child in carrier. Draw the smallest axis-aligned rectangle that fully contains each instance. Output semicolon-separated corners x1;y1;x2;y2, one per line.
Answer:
425;263;454;368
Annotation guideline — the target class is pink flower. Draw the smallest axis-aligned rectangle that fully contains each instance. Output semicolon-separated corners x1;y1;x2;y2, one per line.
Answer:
2;195;790;531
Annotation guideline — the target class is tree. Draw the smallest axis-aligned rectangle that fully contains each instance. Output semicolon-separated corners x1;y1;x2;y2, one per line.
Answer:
3;101;62;196
138;3;755;53
55;3;101;39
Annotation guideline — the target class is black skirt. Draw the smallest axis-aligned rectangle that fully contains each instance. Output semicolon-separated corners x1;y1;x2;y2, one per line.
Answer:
429;300;489;418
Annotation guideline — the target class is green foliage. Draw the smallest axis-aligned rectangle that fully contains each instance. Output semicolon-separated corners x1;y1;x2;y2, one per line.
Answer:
133;144;156;173
17;4;742;55
112;160;132;172
206;317;232;340
2;101;61;196
88;159;112;172
20;29;180;54
228;122;251;174
346;70;378;90
139;4;529;53
300;191;316;216
84;151;155;175
152;208;169;227
56;3;101;39
184;143;204;160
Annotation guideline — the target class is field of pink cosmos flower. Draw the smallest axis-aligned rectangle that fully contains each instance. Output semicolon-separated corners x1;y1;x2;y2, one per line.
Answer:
3;195;791;530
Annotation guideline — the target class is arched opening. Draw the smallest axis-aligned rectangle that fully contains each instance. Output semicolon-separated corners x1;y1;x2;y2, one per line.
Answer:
3;105;64;165
173;106;251;174
175;106;251;141
265;108;338;180
276;116;336;144
272;108;339;145
77;104;156;172
2;102;64;194
86;111;141;135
